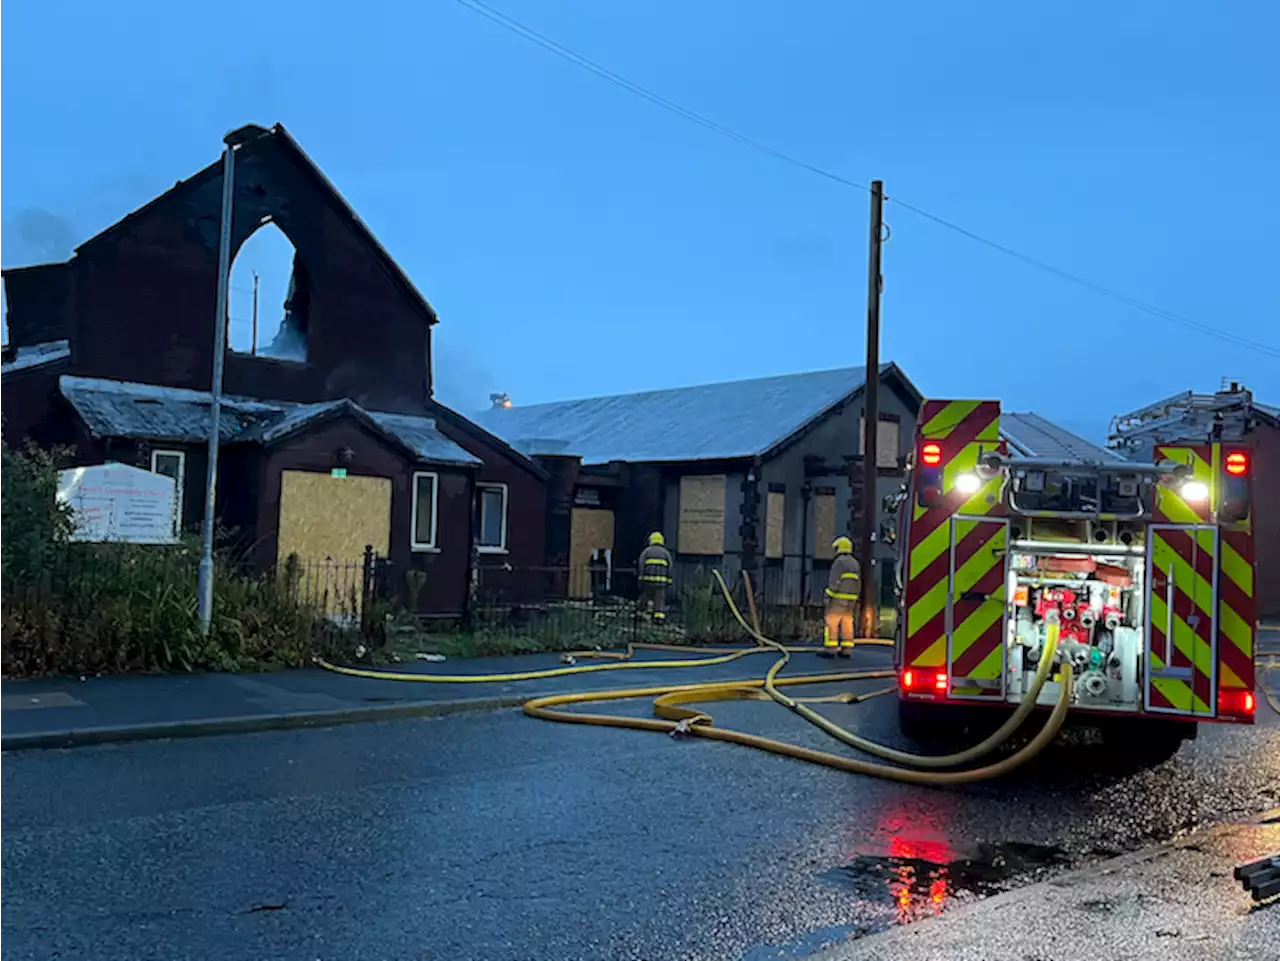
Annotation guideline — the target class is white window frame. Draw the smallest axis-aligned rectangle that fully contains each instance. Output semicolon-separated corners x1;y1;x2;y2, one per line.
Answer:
410;471;440;551
476;482;509;554
150;449;186;535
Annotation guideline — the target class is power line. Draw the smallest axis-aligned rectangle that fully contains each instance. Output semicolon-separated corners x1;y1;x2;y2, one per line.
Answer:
455;0;1280;359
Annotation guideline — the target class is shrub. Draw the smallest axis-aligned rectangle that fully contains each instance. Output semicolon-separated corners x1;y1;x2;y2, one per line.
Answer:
0;443;364;677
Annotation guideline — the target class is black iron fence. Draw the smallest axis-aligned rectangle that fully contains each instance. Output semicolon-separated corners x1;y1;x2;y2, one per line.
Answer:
469;559;847;646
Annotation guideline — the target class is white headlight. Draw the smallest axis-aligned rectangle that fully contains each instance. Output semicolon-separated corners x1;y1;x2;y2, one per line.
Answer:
955;472;982;495
1181;480;1209;502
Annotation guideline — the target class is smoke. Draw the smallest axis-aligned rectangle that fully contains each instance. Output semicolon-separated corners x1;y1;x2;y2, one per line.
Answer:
2;208;78;265
431;330;498;414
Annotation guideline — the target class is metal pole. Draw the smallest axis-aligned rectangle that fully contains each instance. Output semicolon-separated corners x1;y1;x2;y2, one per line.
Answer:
859;180;884;638
251;270;259;354
197;143;236;633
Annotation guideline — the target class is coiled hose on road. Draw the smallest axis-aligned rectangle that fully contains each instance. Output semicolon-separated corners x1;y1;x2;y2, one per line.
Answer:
317;571;1073;784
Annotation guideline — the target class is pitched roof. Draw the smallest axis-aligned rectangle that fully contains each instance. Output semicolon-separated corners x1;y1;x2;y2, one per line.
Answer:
58;376;480;467
1001;412;1129;464
1;339;71;375
74;124;437;327
473;363;916;466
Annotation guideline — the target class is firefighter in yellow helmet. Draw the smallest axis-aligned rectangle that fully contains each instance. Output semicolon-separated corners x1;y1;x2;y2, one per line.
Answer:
638;531;673;622
822;536;860;657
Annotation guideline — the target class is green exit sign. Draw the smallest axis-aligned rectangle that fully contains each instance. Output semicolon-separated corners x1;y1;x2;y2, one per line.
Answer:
330;468;348;478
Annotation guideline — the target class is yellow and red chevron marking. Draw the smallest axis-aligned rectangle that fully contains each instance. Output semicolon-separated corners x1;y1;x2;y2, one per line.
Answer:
1215;445;1255;706
1217;527;1255;698
918;400;1001;441
1148;443;1256;717
1154;444;1212;523
1148;527;1215;714
904;400;1005;682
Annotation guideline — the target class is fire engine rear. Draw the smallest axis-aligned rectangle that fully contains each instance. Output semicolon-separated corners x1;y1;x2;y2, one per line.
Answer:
894;400;1257;763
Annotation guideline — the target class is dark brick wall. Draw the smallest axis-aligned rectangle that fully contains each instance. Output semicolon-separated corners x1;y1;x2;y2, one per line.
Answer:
534;454;581;568
616;463;666;569
258;417;473;615
432;415;547;574
68;134;433;413
0;365;75;449
2;264;73;348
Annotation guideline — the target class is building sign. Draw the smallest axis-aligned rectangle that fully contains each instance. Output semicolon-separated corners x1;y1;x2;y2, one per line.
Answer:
573;487;601;507
678;474;726;555
57;463;178;545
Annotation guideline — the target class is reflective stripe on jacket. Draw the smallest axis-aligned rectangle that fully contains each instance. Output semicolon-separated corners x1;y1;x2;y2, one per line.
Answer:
639;544;673;584
825;553;860;602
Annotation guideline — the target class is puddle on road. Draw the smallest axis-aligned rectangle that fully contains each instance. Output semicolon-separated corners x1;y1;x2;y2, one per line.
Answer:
819;840;1069;924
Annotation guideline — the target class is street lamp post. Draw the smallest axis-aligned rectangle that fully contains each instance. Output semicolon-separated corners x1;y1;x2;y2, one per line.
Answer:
197;125;268;634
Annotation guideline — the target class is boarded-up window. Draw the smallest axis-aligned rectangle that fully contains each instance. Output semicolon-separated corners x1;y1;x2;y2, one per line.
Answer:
678;474;726;555
813;492;836;559
765;490;785;559
859;415;901;467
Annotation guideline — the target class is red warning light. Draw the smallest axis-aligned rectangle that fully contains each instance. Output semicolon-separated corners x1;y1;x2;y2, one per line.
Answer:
1218;688;1255;717
902;670;916;690
1225;452;1248;476
921;443;942;467
934;672;948;692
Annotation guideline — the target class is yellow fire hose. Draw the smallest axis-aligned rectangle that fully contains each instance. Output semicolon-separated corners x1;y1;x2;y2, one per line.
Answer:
316;570;1074;784
523;664;1072;786
710;570;1065;769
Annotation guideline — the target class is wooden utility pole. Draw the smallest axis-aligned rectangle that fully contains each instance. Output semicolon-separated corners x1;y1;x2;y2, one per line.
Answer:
251;271;260;354
859;180;885;638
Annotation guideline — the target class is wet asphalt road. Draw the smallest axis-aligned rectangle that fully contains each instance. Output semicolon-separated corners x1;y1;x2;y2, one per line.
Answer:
4;670;1279;961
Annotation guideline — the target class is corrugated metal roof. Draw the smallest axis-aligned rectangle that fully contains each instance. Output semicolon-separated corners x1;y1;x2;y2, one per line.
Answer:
473;365;894;465
59;376;480;466
1001;412;1130;463
1;339;71;375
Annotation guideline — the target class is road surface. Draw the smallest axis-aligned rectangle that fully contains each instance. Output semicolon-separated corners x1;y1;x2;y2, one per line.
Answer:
4;676;1278;960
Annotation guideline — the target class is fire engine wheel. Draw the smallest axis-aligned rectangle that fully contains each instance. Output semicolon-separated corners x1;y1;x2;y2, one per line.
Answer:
897;699;967;745
1099;719;1195;770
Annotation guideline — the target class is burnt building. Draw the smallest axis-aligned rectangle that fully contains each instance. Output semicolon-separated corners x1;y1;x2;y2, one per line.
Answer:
1110;384;1280;619
473;364;923;605
1;123;546;616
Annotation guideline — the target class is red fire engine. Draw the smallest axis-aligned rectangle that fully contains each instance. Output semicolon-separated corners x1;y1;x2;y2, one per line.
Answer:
895;400;1257;763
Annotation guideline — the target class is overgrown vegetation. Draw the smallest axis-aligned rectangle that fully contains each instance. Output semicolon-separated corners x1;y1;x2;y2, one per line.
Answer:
1;442;363;678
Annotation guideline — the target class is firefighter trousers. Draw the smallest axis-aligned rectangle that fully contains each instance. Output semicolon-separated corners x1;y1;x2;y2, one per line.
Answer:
640;582;668;621
824;599;856;649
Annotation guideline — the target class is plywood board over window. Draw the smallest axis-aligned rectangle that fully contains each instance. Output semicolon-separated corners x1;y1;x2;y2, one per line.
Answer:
277;471;392;564
765;490;785;559
276;471;392;616
859;415;902;467
569;508;614;598
813;492;837;559
678;474;726;555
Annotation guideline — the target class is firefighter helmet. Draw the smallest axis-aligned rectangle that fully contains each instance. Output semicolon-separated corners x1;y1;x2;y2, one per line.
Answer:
832;536;853;554
648;531;666;546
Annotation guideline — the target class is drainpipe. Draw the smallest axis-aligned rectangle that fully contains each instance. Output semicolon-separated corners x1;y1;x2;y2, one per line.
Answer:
800;480;813;603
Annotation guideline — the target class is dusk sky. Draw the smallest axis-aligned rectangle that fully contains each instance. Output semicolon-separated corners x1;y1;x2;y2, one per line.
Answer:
3;0;1276;441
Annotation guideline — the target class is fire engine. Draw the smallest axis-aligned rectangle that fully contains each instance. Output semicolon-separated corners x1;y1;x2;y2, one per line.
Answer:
894;400;1257;763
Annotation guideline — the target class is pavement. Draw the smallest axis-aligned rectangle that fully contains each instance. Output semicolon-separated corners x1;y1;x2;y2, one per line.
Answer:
0;645;887;750
820;814;1280;961
3;645;1279;961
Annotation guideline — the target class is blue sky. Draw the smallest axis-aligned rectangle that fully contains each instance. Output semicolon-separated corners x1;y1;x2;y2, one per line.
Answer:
3;0;1277;441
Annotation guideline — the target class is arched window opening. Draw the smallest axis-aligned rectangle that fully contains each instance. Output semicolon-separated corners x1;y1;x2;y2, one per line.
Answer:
228;220;310;362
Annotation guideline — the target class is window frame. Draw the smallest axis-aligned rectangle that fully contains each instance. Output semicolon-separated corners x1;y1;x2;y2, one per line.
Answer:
410;471;440;551
150;449;186;535
476;481;509;554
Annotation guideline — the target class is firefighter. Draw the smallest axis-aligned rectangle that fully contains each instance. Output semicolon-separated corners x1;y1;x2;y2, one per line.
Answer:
823;536;860;657
638;531;673;622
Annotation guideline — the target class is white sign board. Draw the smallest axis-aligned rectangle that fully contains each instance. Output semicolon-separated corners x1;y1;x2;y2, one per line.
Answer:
57;463;178;545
